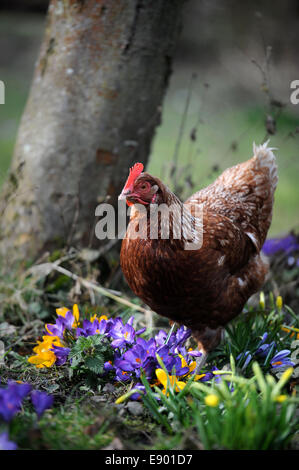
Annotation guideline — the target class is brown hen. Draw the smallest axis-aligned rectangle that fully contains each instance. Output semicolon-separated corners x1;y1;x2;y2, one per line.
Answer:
119;142;278;366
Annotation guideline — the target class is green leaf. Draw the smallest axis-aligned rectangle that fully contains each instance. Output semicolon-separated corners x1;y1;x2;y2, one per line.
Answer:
84;356;104;375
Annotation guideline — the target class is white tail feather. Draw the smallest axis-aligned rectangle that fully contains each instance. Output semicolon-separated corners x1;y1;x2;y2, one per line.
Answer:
252;140;278;190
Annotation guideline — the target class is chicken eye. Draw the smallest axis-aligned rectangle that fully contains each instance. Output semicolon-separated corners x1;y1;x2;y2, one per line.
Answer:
140;183;149;191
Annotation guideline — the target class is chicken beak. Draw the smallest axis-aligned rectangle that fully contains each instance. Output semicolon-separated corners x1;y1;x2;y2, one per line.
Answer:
118;189;131;202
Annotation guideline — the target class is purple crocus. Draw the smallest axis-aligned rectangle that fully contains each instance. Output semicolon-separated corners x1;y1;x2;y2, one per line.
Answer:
103;360;114;372
237;350;252;369
270;350;294;369
76;319;100;338
114;366;132;382
156;345;189;376
109;318;135;348
173;326;191;347
0;389;22;422
50;345;70;365
210;366;222;384
31;390;54;419
261;332;268;343
136;337;157;357
199;372;215;382
98;318;114;336
0;432;17;450
262;234;299;256
7;381;32;400
46;311;74;338
0;382;31;422
187;350;202;358
116;344;148;372
130;383;146;401
154;330;168;346
255;341;276;357
116;343;156;379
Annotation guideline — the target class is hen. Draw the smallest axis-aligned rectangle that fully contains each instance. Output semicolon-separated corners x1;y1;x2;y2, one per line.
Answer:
119;142;278;366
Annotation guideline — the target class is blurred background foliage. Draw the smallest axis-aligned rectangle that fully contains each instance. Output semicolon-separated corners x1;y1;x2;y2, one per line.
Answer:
0;0;298;235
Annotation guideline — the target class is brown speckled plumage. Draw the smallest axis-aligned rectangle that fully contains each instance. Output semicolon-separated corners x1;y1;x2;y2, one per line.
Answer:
120;142;278;352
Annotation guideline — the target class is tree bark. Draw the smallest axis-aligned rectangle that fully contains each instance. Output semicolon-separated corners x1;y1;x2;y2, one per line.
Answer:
0;0;184;266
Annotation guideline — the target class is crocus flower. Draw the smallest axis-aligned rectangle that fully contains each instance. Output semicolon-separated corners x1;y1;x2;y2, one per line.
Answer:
116;343;156;379
114;367;132;382
0;389;22;421
7;381;32;400
130;383;146;401
76;318;100;337
135;327;146;335
45;311;74;338
156;346;189;376
270;350;294;369
31;390;54;419
135;337;157;357
173;326;191;347
116;344;148;373
187;349;202;358
50;345;70;366
262;234;299;256
90;313;108;323
255;340;276;357
103;360;114;372
28;335;63;368
0;381;31;422
154;330;167;346
198;372;214;382
179;354;197;375
205;394;219;407
0;432;17;450
28;349;57;368
237;350;252;369
110;318;135;348
56;304;80;328
155;368;186;394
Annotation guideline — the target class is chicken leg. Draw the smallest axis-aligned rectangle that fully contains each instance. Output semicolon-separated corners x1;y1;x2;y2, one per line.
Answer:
193;327;223;374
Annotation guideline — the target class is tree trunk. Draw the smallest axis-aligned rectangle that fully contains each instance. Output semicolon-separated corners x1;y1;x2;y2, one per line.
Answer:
0;0;184;266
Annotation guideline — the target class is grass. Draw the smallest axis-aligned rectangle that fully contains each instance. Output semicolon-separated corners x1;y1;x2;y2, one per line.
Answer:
1;302;298;450
0;246;298;450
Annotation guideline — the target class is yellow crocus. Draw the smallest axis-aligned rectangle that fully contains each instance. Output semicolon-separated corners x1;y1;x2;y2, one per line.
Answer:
205;394;219;407
276;296;283;311
259;292;265;310
28;350;56;368
56;304;80;327
155;368;186;394
179;354;197;375
194;373;206;381
28;335;63;368
90;313;108;323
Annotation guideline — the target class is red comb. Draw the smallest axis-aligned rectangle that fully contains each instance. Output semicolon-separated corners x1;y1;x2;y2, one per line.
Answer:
123;162;144;190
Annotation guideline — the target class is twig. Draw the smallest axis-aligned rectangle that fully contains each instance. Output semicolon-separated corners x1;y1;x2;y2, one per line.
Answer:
49;263;149;314
172;73;196;187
